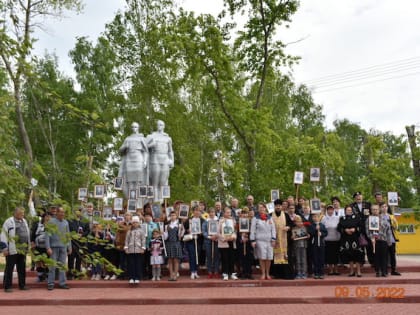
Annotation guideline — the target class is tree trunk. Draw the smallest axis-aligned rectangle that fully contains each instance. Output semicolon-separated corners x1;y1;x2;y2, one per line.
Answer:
406;125;420;194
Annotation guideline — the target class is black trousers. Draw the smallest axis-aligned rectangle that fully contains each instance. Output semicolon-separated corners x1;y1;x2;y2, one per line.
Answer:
374;240;388;275
68;245;82;275
388;243;397;271
3;254;26;289
220;243;235;276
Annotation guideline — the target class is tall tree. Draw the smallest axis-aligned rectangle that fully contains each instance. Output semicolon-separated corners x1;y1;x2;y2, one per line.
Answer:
0;0;82;180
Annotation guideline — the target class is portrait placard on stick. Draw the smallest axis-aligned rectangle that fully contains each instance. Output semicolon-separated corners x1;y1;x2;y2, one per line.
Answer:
113;197;123;211
139;186;147;198
127;199;137;213
310;167;320;182
78;188;87;201
178;204;190;219
387;192;398;206
191;218;202;235
310;198;321;214
266;202;275;214
368;216;379;231
94;185;105;199
270;189;279;202
208;220;218;236
166;206;174;220
162;185;171;199
239;218;250;232
152;203;161;219
114;177;123;190
294;171;304;185
147;186;154;198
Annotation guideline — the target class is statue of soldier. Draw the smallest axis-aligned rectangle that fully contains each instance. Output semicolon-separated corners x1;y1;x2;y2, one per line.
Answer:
147;120;174;202
118;122;149;199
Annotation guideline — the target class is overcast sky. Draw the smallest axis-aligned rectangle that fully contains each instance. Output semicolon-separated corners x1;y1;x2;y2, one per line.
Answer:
34;0;420;136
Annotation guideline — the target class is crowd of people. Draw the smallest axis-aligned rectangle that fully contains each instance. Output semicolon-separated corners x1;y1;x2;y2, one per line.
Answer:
1;191;402;292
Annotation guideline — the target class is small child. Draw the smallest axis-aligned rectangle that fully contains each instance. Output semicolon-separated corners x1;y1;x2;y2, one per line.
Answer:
291;216;310;279
124;216;146;284
149;229;164;281
309;213;328;279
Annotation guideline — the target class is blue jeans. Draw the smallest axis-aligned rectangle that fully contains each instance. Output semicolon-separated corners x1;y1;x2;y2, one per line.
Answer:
48;247;67;286
186;241;198;272
204;241;220;273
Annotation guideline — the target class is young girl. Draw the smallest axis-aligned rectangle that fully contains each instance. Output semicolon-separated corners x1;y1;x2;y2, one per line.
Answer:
218;208;237;281
309;213;328;279
150;229;164;281
237;207;253;280
291;216;310;279
202;208;220;278
164;211;184;281
124;216;146;284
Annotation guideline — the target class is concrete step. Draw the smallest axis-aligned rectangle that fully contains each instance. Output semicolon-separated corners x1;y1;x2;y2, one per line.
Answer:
0;283;419;305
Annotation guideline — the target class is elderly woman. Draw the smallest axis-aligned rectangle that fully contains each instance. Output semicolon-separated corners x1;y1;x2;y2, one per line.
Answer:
321;205;341;275
250;203;276;280
337;205;364;277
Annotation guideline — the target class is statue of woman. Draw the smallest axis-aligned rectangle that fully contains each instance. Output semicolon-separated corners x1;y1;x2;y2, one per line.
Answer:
118;122;149;199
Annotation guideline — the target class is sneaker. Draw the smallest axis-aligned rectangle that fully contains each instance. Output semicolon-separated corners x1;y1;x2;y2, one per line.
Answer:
391;271;401;276
95;274;101;280
176;272;180;278
129;279;134;284
156;277;161;281
58;284;70;289
47;284;54;291
4;288;13;293
110;275;117;281
213;273;220;279
208;273;213;279
91;274;96;280
19;286;30;291
223;273;228;281
194;273;200;279
134;280;140;284
152;277;156;281
191;273;195;280
230;273;238;280
104;275;110;280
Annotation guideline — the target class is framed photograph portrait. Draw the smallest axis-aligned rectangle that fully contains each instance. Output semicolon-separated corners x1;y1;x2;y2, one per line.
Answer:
191;218;202;235
294;171;304;185
113;197;123;211
208;219;218;236
114;177;123;191
266;202;275;214
129;189;137;200
139;186;147;198
292;227;308;240
222;219;234;237
310;198;321;214
368;215;380;231
161;185;171;199
178;204;190;219
127;199;137;213
152;203;162;219
239;218;250;232
387;192;399;206
310;167;321;182
103;206;112;221
94;185;105;199
270;189;279;202
166;206;174;220
78;188;88;201
136;198;143;210
147;186;154;198
190;200;200;209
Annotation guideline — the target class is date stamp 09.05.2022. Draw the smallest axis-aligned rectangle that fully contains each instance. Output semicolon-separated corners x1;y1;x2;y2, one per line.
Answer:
334;286;405;299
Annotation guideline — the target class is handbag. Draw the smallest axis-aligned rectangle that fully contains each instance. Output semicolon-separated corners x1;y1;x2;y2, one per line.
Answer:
182;234;193;242
358;234;368;247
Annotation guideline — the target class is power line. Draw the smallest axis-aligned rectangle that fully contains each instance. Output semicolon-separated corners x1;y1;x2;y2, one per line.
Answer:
309;62;420;89
303;56;420;84
312;71;420;94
